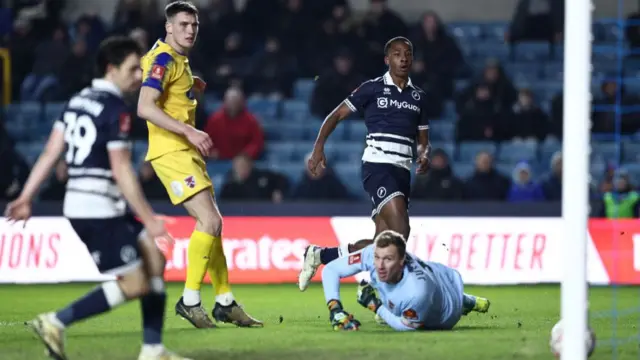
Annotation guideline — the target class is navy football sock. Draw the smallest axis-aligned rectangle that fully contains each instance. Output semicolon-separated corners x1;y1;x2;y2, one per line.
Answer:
56;281;125;326
319;247;340;265
140;292;166;344
463;294;476;311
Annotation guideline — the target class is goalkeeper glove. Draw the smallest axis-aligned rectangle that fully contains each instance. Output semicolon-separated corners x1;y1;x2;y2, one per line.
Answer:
327;300;361;331
357;281;382;313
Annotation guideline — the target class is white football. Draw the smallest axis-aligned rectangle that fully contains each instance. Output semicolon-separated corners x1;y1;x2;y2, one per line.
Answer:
549;320;596;358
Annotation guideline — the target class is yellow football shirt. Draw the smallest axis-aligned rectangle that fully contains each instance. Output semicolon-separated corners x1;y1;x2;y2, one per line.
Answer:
140;38;197;161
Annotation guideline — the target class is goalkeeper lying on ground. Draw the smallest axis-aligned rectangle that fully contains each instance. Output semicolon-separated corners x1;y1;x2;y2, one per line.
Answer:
322;230;491;331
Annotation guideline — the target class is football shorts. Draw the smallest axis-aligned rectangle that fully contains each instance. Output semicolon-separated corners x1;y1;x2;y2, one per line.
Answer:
150;149;213;205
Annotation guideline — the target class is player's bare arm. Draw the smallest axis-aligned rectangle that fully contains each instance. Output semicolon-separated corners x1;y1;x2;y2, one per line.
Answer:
4;126;65;223
416;129;430;174
108;147;168;239
137;86;212;156
308;102;353;176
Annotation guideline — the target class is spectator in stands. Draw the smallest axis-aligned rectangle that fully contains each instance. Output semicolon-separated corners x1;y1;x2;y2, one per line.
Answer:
410;11;463;99
40;158;67;201
540;151;562;201
360;0;408;74
198;0;242;63
480;59;518;113
549;92;563;139
455;83;503;142
273;0;310;56
0;135;29;201
129;27;149;50
220;154;288;203
505;0;565;44
599;169;640;218
73;13;106;52
598;163;616;194
507;88;549;142
626;9;640;56
310;49;365;118
20;24;69;102
507;161;545;202
208;32;249;95
292;153;351;201
306;5;361;77
592;79;640;135
59;39;92;99
204;87;264;160
112;0;160;35
463;151;510;201
242;0;281;42
247;36;297;99
7;17;38;99
138;162;167;200
411;148;464;200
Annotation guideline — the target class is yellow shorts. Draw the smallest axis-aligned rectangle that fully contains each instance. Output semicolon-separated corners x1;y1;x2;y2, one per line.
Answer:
150;149;213;205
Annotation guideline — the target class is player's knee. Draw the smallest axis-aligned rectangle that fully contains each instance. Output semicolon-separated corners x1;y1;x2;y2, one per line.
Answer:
117;266;150;299
198;216;222;237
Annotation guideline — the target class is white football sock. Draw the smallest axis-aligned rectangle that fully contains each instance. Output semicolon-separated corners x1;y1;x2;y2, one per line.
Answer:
141;344;165;356
215;292;235;306
182;288;201;306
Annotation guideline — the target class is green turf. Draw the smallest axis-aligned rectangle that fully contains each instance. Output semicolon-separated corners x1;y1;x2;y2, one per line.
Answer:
0;284;638;359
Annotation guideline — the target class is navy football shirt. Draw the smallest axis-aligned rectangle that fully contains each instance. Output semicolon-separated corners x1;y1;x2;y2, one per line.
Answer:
344;72;429;170
53;79;132;219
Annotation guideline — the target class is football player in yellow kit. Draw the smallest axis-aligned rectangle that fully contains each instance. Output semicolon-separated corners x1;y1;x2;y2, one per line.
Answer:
137;0;262;328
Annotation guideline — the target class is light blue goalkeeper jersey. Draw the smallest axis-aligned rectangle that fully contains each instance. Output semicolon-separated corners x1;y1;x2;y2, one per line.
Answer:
322;244;464;331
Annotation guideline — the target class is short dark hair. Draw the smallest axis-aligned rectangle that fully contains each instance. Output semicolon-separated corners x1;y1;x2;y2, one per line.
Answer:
165;1;198;19
95;36;143;77
374;230;407;258
384;36;413;55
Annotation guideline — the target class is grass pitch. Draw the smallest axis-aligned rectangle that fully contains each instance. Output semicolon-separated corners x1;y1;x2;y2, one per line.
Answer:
0;284;638;359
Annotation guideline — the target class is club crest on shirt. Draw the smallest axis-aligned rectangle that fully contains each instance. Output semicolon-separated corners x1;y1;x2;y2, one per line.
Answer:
402;308;418;320
119;113;131;134
151;64;165;80
348;253;362;265
184;175;196;189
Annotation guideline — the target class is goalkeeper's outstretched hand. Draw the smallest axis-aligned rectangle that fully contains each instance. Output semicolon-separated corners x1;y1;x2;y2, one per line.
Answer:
328;300;361;331
357;281;382;313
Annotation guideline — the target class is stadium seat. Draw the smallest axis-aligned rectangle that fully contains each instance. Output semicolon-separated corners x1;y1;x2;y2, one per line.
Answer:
332;162;367;199
264;122;308;141
443;101;456;118
206;160;233;190
43;102;65;123
431;141;456;159
623;142;640;163
326;142;365;163
346;121;367;141
458;141;497;162
247;98;279;120
15;141;45;165
600;23;623;43
203;94;221;115
513;42;550;62
282;100;310;122
591;142;621;163
452;162;475;179
473;42;509;61
448;22;482;42
482;22;508;42
131;141;148;167
430;120;455;141
542;62;563;81
266;142;298;162
267;161;304;185
498;142;538;163
4;102;41;140
293;79;315;101
495;162;514;178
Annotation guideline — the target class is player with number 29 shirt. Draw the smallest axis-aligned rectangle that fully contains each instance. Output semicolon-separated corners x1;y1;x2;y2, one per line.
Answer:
5;36;190;360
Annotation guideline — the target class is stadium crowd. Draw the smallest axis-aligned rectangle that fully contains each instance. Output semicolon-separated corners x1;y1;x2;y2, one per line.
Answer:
1;0;640;210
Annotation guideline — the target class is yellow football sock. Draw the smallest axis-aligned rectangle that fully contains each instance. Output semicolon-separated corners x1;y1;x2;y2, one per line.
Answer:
185;230;215;291
207;235;232;298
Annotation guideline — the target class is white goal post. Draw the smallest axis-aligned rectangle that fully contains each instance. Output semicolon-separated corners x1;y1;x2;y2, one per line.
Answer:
561;0;592;359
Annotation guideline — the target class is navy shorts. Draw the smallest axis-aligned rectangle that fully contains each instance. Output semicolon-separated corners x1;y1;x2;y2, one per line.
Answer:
361;162;411;219
69;214;144;275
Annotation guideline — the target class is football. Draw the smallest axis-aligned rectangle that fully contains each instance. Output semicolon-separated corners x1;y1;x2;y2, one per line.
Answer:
549;320;596;358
